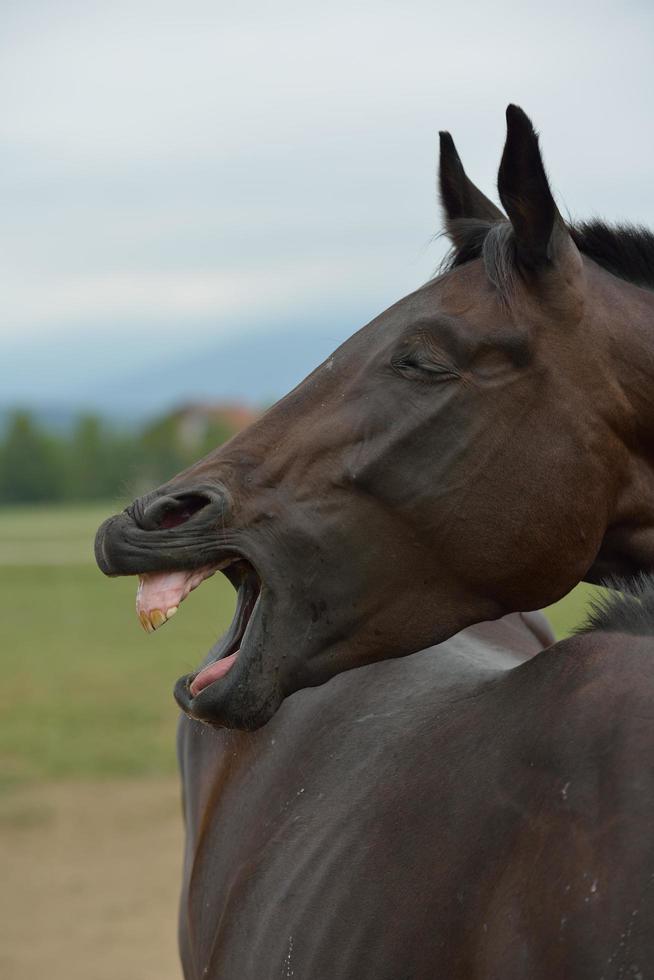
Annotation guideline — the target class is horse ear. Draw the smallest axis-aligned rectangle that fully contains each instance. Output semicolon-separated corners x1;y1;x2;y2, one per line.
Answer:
439;132;505;224
497;105;568;270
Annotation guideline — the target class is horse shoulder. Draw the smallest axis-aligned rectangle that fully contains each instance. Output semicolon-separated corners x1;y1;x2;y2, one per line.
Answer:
476;633;654;978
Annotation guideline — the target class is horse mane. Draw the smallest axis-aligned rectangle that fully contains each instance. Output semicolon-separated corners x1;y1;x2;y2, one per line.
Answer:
578;574;654;637
442;219;654;293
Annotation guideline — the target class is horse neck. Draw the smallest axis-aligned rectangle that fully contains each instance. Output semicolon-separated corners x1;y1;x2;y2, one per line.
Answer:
592;274;654;577
607;279;654;444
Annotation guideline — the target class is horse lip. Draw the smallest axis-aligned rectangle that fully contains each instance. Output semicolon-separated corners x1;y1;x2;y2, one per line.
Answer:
94;509;235;577
95;514;121;575
174;669;282;731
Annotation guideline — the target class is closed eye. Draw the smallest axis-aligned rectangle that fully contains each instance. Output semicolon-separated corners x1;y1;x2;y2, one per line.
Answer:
392;353;460;382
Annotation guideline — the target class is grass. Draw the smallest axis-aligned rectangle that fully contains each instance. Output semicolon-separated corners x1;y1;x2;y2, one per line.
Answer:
0;502;123;566
0;502;601;783
0;503;235;783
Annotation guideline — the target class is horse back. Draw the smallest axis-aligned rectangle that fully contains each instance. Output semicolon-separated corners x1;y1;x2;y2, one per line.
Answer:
177;617;654;979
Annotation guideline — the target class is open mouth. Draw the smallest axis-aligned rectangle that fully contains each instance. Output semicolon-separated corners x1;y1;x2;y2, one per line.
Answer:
136;558;262;698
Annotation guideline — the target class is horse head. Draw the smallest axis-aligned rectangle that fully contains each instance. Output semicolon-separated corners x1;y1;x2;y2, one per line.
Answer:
96;106;654;729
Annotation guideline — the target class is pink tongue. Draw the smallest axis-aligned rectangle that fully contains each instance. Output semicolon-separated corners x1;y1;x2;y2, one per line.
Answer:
190;652;239;696
136;567;215;617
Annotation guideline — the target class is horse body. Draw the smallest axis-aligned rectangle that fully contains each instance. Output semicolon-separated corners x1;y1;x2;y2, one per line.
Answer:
178;612;654;979
94;106;654;976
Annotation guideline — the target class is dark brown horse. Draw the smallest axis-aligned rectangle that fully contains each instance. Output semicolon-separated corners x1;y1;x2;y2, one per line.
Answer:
96;106;654;977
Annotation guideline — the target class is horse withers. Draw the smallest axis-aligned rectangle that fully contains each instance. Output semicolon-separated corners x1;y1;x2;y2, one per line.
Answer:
96;106;654;977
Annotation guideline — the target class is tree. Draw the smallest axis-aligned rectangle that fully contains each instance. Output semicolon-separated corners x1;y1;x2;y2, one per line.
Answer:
0;411;63;503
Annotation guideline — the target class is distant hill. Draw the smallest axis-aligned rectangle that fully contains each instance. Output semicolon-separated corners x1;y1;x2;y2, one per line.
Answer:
0;307;372;430
94;321;354;420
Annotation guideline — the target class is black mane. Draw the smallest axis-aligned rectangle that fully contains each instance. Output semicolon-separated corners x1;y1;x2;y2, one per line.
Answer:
570;222;654;291
444;218;654;292
579;575;654;637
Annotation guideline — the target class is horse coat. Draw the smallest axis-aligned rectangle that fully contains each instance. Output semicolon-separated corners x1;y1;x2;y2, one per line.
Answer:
177;612;654;980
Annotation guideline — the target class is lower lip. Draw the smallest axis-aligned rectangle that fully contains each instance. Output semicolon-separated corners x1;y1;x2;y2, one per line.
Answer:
190;650;239;697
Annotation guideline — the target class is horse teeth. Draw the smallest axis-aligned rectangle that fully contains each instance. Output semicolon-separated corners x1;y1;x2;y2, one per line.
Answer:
139;611;154;634
150;609;167;630
138;606;178;633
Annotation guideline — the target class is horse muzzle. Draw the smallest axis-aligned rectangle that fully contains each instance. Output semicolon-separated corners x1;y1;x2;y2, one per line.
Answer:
94;483;233;576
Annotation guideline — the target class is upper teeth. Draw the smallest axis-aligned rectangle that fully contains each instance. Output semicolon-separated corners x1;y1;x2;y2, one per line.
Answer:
135;562;229;636
139;606;178;634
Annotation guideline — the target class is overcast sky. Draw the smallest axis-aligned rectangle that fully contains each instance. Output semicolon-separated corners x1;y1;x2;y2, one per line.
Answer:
2;0;653;407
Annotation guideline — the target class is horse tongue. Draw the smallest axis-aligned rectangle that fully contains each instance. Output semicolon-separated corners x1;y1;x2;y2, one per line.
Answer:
190;651;239;697
136;567;215;633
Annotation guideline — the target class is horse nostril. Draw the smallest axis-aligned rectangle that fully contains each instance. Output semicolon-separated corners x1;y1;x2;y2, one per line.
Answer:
158;494;210;529
139;491;217;531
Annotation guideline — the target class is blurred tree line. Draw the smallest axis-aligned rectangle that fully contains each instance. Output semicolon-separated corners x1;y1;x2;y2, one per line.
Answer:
0;408;241;505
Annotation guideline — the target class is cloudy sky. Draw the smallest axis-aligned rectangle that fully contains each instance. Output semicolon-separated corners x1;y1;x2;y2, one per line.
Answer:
2;0;653;413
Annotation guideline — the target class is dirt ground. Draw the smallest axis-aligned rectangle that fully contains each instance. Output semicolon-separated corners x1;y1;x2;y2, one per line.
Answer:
0;778;184;980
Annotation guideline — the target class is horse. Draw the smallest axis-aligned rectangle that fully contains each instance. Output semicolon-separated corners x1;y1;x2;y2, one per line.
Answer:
96;106;654;977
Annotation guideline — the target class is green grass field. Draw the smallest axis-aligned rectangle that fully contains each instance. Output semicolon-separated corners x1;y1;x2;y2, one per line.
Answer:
0;503;600;784
0;503;236;784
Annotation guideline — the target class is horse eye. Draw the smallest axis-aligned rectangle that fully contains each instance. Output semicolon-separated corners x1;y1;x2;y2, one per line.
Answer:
393;354;458;382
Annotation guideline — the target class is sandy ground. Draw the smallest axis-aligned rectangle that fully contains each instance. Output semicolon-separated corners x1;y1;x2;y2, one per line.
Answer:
0;778;184;980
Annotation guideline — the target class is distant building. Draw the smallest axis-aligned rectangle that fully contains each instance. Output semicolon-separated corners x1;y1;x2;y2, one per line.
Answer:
166;402;260;450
